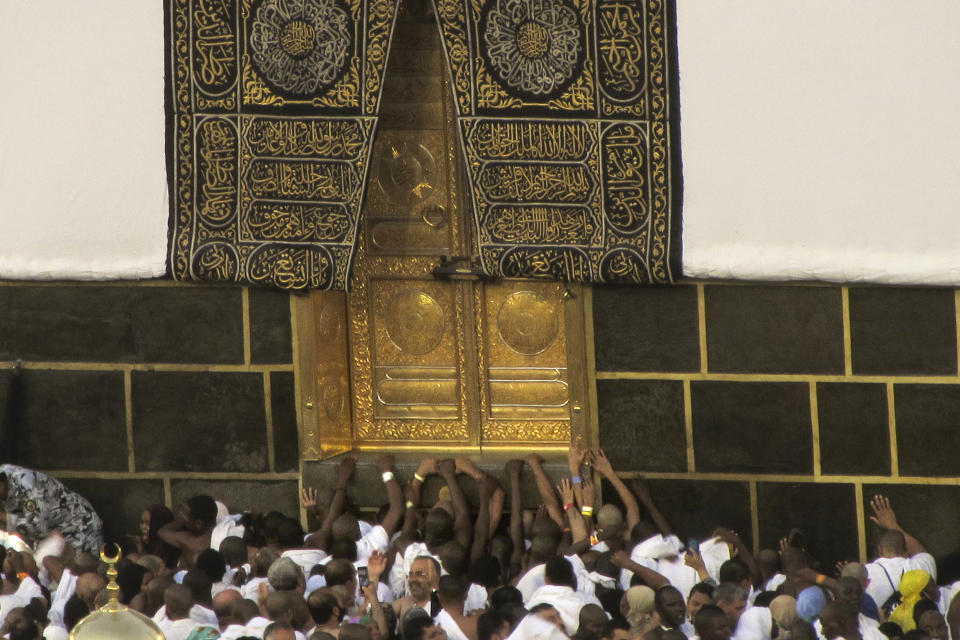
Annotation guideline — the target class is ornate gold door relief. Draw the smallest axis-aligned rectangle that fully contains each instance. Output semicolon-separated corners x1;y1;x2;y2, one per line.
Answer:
296;3;590;458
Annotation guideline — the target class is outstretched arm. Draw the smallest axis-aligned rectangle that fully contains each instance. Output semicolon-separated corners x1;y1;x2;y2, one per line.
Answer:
402;457;435;537
471;474;497;561
438;459;473;549
306;456;355;550
558;478;587;544
870;494;927;556
526;454;564;527
611;550;670;589
633;476;672;537
506;460;525;574
567;440;588;509
377;455;405;536
591;449;640;531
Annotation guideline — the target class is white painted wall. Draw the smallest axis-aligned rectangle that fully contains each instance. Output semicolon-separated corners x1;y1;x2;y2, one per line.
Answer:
678;1;960;284
0;0;168;279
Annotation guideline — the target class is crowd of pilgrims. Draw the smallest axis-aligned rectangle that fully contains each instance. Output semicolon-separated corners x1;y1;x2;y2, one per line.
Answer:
0;448;956;640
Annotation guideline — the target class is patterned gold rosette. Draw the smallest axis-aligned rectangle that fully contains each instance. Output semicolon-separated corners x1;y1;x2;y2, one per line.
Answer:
433;0;681;284
168;0;401;289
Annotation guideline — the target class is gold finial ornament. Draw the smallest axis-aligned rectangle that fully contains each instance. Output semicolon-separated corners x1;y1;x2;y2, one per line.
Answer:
68;544;165;640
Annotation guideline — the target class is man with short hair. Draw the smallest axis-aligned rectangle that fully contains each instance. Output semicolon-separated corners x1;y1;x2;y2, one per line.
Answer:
436;575;479;640
477;610;512;640
642;586;685;640
818;601;861;640
694;605;732;640
271;557;307;594
393;556;441;620
158;495;219;568
687;583;714;623
307;588;344;638
404;612;449;640
863;496;935;611
159;584;200;640
712;584;747;636
572;604;607;640
526;557;600;636
265;621;299;640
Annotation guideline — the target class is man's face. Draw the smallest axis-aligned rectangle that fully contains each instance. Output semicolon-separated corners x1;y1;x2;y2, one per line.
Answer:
837;581;863;609
700;618;732;640
717;598;747;627
536;607;566;634
919;610;949;640
658;589;686;628
408;559;438;601
424;625;448;640
687;591;713;620
140;510;152;539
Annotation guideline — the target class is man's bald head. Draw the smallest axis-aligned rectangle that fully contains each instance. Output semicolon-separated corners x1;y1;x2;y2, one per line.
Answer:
75;572;106;607
878;529;907;557
266;590;298;623
165;584;194;620
818;601;858;640
839;562;867;587
213;588;243;626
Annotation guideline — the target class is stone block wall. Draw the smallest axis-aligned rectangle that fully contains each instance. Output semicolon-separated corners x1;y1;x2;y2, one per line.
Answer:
4;279;960;580
0;283;300;545
592;283;960;574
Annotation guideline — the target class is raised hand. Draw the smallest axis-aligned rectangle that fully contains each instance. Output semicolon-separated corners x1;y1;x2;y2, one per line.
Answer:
416;457;437;478
568;439;587;469
368;549;388;582
684;549;707;573
437;458;457;477
869;494;900;530
590;448;614;475
506;459;523;478
557;478;574;505
301;487;318;511
525;453;545;468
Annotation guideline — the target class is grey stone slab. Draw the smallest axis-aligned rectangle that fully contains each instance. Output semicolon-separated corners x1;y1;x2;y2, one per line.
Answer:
249;288;293;364
850;287;957;375
132;371;268;472
704;285;844;374
0;285;243;364
817;383;890;476
691;381;813;474
16;370;127;471
592;285;700;372
597;379;686;472
271;372;299;472
757;482;858;572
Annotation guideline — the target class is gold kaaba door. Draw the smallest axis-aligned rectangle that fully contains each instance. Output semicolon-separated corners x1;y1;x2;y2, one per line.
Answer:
295;5;590;458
